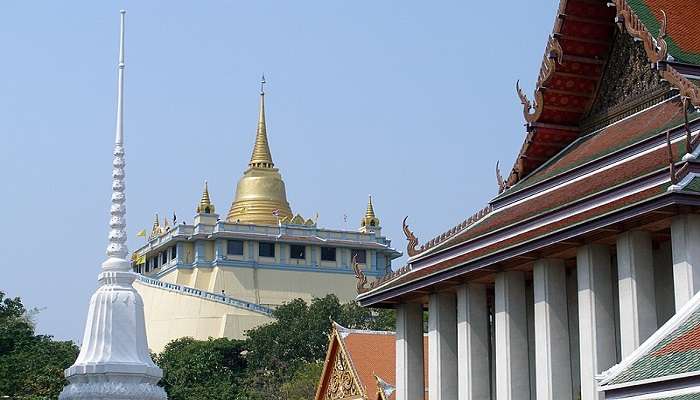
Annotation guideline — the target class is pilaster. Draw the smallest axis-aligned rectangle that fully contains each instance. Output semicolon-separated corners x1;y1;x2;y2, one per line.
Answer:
194;240;205;264
215;239;225;261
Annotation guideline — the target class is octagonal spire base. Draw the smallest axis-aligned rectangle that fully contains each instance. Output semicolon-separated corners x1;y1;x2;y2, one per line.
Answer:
59;265;167;400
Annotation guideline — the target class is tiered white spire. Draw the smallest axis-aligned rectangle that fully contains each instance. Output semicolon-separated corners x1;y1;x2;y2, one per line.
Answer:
59;11;167;400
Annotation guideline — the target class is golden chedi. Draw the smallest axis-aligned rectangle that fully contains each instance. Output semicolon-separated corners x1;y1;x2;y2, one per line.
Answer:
227;79;293;225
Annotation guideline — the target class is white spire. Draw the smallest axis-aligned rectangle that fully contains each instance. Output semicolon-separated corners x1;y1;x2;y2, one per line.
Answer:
59;11;167;400
106;9;128;263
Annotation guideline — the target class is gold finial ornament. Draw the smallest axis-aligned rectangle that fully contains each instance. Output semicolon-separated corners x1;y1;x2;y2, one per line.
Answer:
227;78;293;225
360;195;380;233
196;180;215;214
249;75;274;169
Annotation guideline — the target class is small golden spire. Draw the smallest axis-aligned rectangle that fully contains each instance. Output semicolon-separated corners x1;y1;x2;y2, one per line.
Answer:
360;195;380;233
365;195;376;220
249;75;274;169
196;180;215;214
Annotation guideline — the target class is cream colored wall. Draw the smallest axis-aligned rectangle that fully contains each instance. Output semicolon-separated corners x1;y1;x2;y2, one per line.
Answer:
135;281;273;354
185;265;366;306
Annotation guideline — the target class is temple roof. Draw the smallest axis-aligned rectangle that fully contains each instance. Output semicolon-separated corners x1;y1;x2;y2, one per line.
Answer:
506;0;700;187
315;323;427;400
357;0;700;303
598;290;700;394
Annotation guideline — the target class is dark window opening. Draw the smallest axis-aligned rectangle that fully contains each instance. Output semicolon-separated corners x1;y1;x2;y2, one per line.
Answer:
227;240;244;256
351;249;367;264
171;246;177;259
321;247;336;262
259;242;275;258
290;245;306;260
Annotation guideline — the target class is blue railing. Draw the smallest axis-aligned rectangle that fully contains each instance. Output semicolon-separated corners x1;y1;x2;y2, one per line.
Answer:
136;275;274;316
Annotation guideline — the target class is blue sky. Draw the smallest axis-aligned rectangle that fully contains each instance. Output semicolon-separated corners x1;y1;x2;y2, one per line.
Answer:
1;1;558;342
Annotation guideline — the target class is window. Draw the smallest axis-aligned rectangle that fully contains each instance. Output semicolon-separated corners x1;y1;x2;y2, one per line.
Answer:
259;242;275;258
171;246;177;259
351;249;366;264
321;247;336;262
227;240;244;256
290;245;306;260
160;252;167;265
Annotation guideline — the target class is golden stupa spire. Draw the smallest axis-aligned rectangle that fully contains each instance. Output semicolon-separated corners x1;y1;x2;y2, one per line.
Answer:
249;75;274;169
226;77;293;225
196;180;215;214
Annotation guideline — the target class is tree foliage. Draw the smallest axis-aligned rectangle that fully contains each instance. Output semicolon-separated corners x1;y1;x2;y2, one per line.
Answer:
154;337;247;400
0;291;79;399
239;295;394;399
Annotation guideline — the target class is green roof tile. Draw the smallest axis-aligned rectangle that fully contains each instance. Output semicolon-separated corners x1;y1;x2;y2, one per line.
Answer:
609;309;700;385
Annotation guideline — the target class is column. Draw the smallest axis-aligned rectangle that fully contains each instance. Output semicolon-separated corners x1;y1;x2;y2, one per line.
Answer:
495;271;530;400
457;284;490;400
396;302;425;400
671;214;700;310
534;259;572;400
429;292;458;400
577;244;616;400
617;230;657;357
654;240;675;324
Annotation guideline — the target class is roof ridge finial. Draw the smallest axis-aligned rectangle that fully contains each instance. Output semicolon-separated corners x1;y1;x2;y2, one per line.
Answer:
249;74;274;169
105;9;128;265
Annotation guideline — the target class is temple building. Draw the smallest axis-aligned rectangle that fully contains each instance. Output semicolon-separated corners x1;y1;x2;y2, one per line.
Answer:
356;1;700;400
132;81;401;353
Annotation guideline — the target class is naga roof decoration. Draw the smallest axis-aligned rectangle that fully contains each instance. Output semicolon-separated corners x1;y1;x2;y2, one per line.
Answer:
506;0;700;190
402;205;493;259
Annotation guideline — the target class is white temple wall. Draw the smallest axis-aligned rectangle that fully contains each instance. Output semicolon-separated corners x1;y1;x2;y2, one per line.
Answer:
135;281;273;353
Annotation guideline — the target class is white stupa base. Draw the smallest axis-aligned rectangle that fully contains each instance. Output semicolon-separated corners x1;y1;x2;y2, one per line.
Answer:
59;372;166;400
60;261;167;400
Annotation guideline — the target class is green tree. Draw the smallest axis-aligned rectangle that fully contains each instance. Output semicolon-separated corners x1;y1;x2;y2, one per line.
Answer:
154;337;247;400
0;291;79;399
280;361;324;400
241;295;394;399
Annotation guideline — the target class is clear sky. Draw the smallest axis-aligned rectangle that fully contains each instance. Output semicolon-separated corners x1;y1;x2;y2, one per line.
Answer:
1;1;558;342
